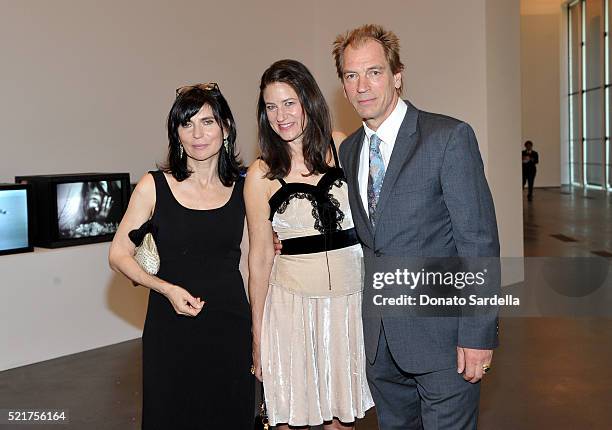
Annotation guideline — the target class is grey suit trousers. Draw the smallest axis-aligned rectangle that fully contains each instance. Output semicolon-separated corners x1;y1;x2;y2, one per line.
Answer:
367;323;480;430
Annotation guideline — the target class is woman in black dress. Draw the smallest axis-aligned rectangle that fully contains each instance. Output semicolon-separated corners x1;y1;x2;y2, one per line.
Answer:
109;83;254;429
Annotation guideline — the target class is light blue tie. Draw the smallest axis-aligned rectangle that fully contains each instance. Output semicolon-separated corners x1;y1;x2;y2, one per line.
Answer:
367;133;385;227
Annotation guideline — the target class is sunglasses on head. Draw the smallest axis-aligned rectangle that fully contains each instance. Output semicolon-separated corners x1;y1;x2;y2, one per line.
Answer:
175;82;220;97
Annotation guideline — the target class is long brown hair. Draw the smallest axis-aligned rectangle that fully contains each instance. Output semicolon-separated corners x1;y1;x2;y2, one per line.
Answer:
257;59;332;180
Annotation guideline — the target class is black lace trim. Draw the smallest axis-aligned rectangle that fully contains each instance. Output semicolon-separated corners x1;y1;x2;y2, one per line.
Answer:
276;192;315;215
273;178;346;234
314;189;344;234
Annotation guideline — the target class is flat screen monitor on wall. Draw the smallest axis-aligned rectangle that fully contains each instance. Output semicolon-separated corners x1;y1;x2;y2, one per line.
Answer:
15;173;130;248
0;183;34;256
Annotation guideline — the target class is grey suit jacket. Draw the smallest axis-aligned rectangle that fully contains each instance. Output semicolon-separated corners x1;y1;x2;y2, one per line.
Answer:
339;100;500;373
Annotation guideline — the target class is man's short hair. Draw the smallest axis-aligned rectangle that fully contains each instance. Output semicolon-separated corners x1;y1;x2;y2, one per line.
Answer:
332;24;405;94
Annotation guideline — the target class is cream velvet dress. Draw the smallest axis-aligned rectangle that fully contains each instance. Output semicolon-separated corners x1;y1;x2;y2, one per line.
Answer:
261;161;374;427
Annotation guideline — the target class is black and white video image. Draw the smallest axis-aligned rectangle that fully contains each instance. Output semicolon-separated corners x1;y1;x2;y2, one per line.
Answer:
0;189;29;251
57;180;123;238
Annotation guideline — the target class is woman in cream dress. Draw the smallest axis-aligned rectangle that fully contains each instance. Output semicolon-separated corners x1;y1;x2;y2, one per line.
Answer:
245;59;373;429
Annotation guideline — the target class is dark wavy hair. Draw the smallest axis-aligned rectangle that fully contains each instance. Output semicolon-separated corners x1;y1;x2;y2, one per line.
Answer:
160;86;243;186
257;60;332;179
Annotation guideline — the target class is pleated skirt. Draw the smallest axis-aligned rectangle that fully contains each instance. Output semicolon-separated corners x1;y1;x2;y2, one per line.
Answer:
260;285;374;426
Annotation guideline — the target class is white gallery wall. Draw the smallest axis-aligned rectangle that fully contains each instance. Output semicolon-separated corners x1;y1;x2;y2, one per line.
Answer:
0;0;523;370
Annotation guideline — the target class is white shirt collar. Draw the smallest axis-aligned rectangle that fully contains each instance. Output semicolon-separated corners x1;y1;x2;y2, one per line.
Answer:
363;98;407;145
357;98;408;213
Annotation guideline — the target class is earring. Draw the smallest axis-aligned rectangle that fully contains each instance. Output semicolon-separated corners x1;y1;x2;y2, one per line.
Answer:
179;144;184;158
223;138;229;152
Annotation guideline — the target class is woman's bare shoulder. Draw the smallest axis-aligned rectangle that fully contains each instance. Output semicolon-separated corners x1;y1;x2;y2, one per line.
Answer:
246;158;270;179
332;130;348;148
133;172;156;200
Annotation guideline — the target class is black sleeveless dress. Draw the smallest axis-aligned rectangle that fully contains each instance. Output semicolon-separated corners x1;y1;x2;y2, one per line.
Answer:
140;171;254;429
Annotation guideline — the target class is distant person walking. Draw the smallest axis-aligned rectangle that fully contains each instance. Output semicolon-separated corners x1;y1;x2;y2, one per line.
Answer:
522;140;539;201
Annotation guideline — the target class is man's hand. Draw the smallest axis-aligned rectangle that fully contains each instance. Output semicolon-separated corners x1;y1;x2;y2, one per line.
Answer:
272;232;282;255
457;347;493;383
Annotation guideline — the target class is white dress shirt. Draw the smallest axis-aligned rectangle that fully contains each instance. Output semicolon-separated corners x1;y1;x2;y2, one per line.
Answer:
358;98;408;214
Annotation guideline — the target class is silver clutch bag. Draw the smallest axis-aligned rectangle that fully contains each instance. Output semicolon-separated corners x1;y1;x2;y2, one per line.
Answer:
129;220;159;275
134;232;159;275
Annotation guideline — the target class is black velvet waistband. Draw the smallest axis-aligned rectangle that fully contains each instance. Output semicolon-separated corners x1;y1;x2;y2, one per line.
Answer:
280;228;359;255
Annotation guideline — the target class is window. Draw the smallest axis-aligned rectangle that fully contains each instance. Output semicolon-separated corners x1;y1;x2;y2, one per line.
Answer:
568;0;611;190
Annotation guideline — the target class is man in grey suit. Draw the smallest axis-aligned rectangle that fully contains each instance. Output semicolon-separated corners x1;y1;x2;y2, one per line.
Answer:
332;25;500;429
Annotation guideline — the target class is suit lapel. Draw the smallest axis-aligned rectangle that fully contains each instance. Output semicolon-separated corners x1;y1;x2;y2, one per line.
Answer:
347;128;374;241
373;101;419;233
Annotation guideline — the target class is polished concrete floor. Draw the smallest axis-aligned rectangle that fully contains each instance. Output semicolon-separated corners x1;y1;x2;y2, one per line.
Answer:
1;187;611;429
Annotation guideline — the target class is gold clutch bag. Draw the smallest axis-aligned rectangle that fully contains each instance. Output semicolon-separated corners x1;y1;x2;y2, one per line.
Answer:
129;220;159;275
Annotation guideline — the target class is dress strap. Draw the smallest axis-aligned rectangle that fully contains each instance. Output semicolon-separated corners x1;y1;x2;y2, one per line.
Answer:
277;177;287;186
329;137;340;167
148;170;165;200
146;170;166;224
